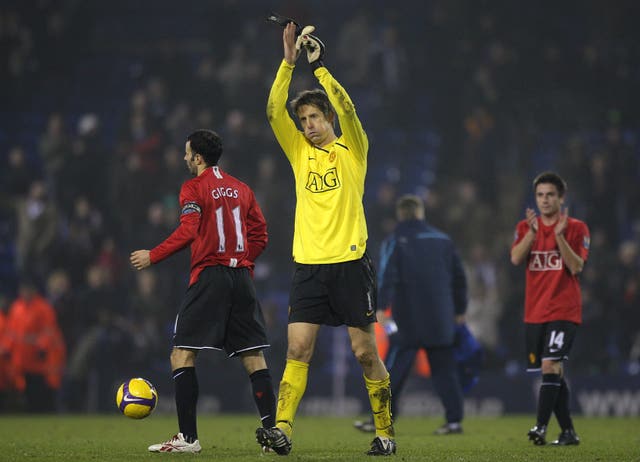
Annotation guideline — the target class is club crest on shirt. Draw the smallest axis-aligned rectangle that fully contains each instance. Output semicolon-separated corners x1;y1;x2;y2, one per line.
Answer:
529;251;563;271
305;167;341;193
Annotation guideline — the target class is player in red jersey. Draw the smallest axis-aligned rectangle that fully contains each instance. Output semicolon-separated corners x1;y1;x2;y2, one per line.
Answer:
511;171;590;447
130;129;276;454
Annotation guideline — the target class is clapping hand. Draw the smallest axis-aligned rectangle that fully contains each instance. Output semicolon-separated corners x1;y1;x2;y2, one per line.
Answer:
526;208;538;234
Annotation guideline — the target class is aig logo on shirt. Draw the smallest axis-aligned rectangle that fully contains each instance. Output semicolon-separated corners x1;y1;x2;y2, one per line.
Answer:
529;251;563;271
305;167;341;193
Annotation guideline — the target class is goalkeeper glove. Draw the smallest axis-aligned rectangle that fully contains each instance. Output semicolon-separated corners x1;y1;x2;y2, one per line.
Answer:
266;12;303;36
300;32;325;71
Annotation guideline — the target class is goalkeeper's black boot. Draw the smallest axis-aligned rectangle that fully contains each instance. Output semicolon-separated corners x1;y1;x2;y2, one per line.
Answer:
527;424;547;445
366;436;396;456
256;427;292;455
551;428;580;446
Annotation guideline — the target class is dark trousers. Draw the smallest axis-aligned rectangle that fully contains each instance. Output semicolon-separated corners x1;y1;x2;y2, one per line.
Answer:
386;341;464;423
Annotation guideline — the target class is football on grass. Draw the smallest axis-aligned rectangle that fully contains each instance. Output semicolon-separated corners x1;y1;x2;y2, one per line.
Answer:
116;377;158;419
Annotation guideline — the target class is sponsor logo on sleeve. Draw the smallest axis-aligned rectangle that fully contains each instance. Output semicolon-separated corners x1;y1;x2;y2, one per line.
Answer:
583;235;590;250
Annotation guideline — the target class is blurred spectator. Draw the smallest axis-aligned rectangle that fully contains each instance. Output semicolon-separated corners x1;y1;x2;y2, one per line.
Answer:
218;43;261;106
92;236;125;288
146;77;169;121
140;202;171;245
464;243;501;352
63;196;103;284
0;146;34;205
15;180;59;281
164;102;193;147
0;9;37;103
57;113;108;213
336;9;372;86
444;180;492;256
158;145;189;194
46;269;81;353
127;270;168;366
371;24;410;126
584;153;619;243
187;55;224;112
3;279;66;412
613;241;640;363
39;113;71;185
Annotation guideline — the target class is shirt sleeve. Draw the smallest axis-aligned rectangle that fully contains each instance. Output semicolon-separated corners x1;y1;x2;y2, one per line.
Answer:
314;66;368;163
246;191;268;262
149;182;200;264
511;220;529;250
571;220;590;262
267;60;306;168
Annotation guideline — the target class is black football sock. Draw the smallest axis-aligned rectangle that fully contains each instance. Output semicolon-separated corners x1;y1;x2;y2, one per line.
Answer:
554;377;574;430
250;368;276;428
173;367;198;443
536;373;561;426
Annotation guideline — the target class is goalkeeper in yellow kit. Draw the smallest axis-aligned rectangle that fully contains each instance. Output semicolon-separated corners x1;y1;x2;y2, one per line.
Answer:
256;21;396;456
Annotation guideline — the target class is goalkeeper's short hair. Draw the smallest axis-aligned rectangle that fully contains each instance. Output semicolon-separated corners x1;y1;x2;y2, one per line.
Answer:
291;89;335;124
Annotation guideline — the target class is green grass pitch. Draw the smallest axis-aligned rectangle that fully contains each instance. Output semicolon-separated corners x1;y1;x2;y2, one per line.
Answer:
0;414;638;461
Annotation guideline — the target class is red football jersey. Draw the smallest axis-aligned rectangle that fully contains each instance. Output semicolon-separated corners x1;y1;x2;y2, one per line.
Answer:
512;216;590;324
150;166;268;286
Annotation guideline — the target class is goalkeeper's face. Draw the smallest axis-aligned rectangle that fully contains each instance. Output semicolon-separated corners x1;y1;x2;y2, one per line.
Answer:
297;104;336;147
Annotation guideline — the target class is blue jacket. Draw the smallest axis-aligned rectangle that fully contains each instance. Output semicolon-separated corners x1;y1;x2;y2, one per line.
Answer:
378;219;468;347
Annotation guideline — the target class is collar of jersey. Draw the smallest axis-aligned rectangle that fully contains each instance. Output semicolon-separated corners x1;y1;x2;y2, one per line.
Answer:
312;139;347;152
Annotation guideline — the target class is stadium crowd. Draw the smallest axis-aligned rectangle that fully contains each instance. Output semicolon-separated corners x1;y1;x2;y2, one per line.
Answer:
0;0;638;412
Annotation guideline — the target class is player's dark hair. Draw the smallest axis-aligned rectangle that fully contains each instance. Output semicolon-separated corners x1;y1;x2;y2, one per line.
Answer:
291;89;335;125
187;129;223;166
396;194;424;221
533;171;567;197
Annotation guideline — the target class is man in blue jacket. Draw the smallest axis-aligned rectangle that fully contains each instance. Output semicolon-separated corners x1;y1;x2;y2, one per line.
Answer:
355;194;468;435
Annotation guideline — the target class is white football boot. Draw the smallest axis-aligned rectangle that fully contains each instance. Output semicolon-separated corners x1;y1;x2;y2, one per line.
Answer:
148;432;202;453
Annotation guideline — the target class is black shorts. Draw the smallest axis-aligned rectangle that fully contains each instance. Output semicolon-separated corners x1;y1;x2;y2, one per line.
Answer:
174;265;269;357
288;252;377;327
525;321;578;371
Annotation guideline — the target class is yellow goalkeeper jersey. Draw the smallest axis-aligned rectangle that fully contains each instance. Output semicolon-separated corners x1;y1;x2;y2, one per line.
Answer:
267;60;369;264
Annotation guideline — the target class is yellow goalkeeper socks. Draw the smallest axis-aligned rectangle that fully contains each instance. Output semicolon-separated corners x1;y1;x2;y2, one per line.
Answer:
364;373;395;439
275;359;309;438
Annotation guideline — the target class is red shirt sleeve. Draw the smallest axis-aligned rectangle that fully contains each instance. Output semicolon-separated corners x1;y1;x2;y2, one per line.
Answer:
568;219;590;262
511;219;529;249
245;190;268;262
149;182;201;264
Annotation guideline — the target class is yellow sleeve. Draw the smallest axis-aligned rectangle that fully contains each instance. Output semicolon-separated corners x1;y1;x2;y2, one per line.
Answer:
314;66;368;163
267;60;305;168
